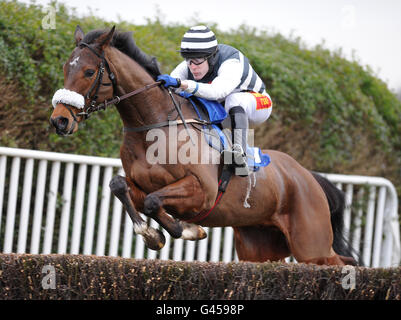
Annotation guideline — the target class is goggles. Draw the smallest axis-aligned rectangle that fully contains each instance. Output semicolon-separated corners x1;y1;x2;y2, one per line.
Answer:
185;57;208;66
185;51;216;66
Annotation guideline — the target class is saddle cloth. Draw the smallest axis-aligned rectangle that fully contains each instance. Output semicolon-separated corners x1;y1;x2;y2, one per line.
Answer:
185;95;271;171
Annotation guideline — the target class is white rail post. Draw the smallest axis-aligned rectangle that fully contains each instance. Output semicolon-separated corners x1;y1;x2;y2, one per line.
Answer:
223;227;234;262
3;157;20;253
210;227;222;262
17;158;34;253
96;166;113;256
343;184;353;240
381;183;400;267
173;238;184;261
57;162;74;254
30;159;48;254
70;163;87;254
0;155;7;235
83;165;100;255
372;186;387;267
351;188;364;256
184;239;196;262
43;161;61;254
362;186;376;266
121;212;134;258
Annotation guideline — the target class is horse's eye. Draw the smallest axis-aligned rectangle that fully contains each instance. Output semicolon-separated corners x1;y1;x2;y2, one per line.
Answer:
84;69;95;77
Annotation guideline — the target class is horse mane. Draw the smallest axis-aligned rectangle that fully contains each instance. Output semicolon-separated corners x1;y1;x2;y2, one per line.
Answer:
82;29;162;80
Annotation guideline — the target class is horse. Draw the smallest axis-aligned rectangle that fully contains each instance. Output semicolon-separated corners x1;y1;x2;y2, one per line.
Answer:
50;26;359;266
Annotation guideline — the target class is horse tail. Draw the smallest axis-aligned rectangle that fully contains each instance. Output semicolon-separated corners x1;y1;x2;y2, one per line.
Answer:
311;171;363;266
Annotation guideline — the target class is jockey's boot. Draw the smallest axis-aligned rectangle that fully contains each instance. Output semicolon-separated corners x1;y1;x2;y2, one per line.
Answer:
229;106;250;177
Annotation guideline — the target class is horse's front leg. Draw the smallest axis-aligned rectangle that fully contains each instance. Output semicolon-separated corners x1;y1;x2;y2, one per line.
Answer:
143;175;208;241
126;177;184;239
109;175;165;250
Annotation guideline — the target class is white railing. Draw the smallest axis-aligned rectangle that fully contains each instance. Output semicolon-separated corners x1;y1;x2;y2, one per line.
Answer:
320;173;400;267
0;146;399;267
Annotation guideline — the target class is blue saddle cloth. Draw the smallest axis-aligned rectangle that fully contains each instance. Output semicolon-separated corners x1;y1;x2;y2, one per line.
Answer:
185;95;271;170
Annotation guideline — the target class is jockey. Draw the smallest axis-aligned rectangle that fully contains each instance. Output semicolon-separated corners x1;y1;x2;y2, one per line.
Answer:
157;25;273;176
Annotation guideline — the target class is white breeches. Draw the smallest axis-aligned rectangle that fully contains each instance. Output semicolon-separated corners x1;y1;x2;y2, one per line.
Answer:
224;91;273;125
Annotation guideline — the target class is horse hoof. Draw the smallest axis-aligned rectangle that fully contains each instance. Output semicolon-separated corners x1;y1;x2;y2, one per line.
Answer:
180;222;208;241
143;227;166;251
143;194;162;216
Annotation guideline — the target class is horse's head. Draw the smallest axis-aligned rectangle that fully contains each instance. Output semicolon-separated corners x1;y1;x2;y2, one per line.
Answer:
50;25;116;135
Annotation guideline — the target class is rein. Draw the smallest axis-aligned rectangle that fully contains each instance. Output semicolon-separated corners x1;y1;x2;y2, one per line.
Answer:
81;81;163;118
75;42;199;136
66;41;208;139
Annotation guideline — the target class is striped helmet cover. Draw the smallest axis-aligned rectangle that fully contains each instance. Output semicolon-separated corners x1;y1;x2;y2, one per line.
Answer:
180;25;218;58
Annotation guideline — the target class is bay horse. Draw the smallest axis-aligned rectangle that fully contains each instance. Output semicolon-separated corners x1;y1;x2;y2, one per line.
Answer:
50;26;358;266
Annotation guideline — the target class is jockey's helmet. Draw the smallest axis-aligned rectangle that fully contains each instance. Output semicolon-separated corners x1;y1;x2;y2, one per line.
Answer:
179;25;218;59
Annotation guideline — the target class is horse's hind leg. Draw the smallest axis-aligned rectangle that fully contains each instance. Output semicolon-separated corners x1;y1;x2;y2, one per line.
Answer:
109;175;165;250
273;210;345;266
276;188;346;266
143;175;208;241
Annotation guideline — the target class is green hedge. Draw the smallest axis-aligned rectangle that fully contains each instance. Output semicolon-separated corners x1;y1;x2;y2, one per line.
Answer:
0;254;400;300
1;0;401;194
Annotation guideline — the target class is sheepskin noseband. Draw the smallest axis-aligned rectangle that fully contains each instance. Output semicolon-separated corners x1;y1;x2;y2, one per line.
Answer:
52;88;85;109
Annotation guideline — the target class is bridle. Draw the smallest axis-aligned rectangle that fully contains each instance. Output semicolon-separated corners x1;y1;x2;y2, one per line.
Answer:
60;41;201;136
70;41;162;120
75;41;118;119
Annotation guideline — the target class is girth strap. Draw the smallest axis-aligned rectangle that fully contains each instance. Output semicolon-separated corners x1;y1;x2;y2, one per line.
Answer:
183;165;233;224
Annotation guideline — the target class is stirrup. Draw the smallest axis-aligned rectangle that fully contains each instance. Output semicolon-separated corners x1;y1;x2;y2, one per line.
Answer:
221;144;250;177
232;144;247;167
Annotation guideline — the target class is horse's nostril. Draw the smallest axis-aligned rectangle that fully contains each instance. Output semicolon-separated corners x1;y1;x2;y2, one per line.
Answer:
57;117;69;130
59;117;68;129
51;116;69;132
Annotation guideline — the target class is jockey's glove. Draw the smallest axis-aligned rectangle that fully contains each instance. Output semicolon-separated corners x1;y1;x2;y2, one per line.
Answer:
157;74;181;88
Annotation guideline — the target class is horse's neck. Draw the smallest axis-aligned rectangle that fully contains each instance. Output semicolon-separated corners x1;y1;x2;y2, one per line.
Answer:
108;49;168;128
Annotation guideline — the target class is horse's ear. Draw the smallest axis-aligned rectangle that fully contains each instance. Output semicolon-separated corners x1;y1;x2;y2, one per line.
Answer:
96;26;116;50
74;25;85;46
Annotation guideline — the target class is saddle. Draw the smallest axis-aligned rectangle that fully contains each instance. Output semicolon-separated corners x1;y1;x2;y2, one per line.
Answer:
186;95;271;172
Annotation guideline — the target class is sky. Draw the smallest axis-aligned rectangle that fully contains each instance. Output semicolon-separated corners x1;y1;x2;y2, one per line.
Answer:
21;0;401;92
